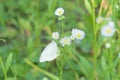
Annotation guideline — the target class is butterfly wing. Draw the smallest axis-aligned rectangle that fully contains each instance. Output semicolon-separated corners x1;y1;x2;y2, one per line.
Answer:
39;41;59;62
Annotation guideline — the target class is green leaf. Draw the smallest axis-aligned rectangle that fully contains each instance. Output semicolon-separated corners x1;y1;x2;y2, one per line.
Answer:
0;57;6;72
84;0;92;15
79;55;93;72
79;55;94;79
101;56;107;70
5;52;13;73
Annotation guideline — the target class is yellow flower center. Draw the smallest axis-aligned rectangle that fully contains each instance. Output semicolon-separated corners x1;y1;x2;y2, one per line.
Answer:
64;39;69;44
77;33;81;38
106;28;111;33
58;10;62;14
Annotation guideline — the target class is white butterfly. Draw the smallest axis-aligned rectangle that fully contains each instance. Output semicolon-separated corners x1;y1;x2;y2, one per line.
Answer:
39;41;59;62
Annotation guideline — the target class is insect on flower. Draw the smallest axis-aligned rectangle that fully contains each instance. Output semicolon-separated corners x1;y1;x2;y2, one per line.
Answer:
39;41;59;62
55;8;64;16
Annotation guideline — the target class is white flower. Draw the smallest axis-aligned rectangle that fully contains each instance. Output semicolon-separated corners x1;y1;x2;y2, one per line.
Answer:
101;23;116;37
71;28;85;40
55;8;64;16
60;36;71;46
39;41;59;62
96;16;104;24
52;32;59;39
105;42;111;48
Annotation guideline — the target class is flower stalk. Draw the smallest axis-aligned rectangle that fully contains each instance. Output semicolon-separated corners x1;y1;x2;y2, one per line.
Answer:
91;0;98;79
61;19;64;36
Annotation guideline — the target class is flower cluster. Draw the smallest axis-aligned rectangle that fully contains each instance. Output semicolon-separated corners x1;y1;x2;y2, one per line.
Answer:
39;8;86;62
39;28;85;62
96;16;116;37
96;16;116;50
60;28;85;46
39;9;116;63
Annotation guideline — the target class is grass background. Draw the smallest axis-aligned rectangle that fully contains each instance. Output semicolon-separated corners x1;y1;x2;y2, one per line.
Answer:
0;0;120;80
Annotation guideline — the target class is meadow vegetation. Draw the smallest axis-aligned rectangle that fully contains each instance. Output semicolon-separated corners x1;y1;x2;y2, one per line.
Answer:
0;0;120;80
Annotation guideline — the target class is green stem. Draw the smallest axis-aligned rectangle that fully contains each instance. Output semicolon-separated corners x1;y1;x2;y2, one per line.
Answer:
24;58;59;80
58;48;65;80
91;0;97;79
61;19;64;36
56;60;63;80
59;68;63;80
57;19;64;80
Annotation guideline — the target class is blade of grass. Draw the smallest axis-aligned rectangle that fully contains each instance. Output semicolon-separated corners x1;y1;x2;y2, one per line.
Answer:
84;0;92;15
24;58;59;80
5;53;13;73
0;56;7;80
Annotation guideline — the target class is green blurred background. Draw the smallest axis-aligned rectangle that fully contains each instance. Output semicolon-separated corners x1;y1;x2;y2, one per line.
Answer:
0;0;120;80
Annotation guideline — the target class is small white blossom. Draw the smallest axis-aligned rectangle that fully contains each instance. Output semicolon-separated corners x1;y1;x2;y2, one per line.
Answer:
52;32;59;39
71;28;85;40
101;23;116;37
39;41;59;62
55;8;64;16
60;36;71;46
105;42;111;48
96;16;104;24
